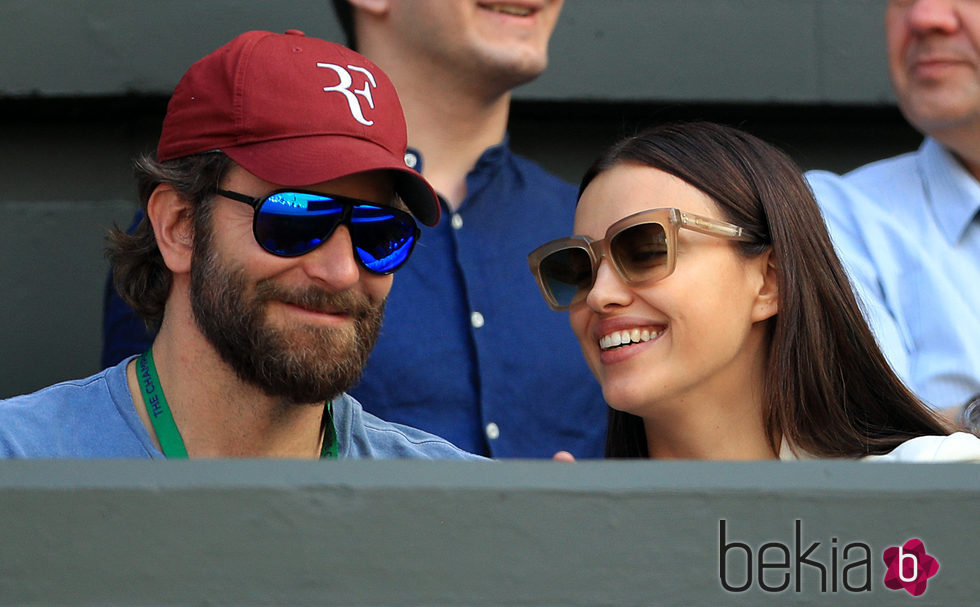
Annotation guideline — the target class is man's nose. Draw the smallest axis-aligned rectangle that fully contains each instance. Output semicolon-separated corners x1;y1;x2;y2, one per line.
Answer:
905;0;961;36
298;225;362;291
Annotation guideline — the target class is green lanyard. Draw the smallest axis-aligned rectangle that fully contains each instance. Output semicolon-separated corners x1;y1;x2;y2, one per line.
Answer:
136;348;337;459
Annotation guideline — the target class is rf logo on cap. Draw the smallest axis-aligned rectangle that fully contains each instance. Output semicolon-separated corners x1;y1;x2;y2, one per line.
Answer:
318;63;378;126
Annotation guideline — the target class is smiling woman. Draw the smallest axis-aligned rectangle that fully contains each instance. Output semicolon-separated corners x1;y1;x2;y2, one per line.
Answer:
528;121;980;462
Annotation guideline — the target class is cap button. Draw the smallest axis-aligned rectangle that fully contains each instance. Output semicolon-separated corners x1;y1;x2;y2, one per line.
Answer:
284;29;306;36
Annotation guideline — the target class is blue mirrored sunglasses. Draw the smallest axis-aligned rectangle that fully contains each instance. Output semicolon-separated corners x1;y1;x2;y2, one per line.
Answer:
216;188;420;275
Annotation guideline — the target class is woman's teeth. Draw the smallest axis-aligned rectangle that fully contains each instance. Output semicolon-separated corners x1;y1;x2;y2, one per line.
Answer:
599;328;662;351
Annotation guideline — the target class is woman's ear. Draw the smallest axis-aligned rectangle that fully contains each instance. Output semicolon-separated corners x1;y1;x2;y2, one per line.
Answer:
146;184;194;275
751;250;779;322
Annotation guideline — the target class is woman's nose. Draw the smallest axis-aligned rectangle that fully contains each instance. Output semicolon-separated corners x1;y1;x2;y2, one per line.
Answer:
584;258;633;311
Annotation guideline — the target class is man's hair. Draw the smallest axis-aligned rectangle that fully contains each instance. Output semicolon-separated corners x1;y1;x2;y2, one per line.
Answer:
106;152;233;330
585;121;951;459
331;0;356;49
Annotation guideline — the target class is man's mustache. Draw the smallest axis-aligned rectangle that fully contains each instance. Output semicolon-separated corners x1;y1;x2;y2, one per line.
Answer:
253;281;380;318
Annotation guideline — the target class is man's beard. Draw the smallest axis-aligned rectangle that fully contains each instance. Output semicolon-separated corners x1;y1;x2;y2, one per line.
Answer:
189;228;385;404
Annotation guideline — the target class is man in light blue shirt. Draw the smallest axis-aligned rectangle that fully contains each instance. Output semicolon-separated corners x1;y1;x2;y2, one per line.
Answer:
807;0;980;422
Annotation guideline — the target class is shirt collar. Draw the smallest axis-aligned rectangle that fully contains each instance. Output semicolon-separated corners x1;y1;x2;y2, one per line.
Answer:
404;136;511;179
405;138;512;213
919;137;980;245
472;136;509;171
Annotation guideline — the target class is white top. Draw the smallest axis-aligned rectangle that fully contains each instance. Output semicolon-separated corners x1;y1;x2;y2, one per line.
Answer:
780;432;980;462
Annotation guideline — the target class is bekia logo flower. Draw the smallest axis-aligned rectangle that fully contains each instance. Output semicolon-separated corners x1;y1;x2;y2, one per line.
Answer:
882;538;939;597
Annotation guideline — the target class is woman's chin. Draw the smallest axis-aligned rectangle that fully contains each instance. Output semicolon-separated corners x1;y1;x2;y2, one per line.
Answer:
602;384;655;417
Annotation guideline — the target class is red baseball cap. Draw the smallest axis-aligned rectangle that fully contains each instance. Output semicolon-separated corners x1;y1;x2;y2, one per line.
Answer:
157;30;440;226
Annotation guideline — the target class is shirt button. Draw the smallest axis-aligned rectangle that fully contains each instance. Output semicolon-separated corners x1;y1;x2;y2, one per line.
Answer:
486;422;500;441
451;213;464;230
470;311;485;329
404;151;418;169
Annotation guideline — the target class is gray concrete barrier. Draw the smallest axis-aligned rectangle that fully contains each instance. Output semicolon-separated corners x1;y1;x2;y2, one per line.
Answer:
1;460;976;606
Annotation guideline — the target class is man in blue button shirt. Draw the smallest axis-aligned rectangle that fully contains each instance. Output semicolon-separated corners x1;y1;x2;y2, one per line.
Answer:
807;0;980;423
101;1;607;458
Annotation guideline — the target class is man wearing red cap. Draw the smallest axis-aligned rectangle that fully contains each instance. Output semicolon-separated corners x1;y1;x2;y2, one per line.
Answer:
0;31;482;459
101;1;606;459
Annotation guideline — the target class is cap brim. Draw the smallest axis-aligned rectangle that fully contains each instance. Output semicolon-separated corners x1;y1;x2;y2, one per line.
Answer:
224;135;441;226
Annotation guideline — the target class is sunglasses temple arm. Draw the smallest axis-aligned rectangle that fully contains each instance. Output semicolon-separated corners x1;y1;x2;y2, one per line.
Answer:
679;212;753;242
215;189;262;209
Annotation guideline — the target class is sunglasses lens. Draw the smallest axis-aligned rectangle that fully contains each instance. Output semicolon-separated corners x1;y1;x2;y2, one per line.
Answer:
539;247;594;307
610;222;669;282
253;193;418;273
254;192;344;257
349;205;419;274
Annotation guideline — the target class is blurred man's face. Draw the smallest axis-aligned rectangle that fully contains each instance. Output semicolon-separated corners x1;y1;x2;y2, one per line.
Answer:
886;0;980;138
384;0;564;92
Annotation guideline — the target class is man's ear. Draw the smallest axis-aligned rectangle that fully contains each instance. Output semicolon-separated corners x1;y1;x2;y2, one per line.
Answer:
751;250;779;322
346;0;390;17
146;184;194;275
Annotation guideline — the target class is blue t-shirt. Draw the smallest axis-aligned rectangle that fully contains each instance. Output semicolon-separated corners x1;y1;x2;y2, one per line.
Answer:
101;141;607;459
0;357;483;460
